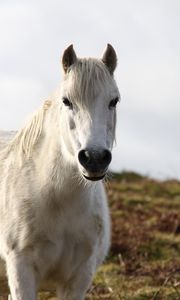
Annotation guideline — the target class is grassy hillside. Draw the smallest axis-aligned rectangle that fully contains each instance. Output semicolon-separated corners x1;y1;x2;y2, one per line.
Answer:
87;172;180;300
1;172;180;299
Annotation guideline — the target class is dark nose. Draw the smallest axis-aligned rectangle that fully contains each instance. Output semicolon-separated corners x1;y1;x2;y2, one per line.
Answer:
78;148;112;173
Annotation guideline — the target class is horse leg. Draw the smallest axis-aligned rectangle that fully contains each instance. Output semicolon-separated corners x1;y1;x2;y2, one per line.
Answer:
57;284;87;300
6;252;37;300
56;264;93;300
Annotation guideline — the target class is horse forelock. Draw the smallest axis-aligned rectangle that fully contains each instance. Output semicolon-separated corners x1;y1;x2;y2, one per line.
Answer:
64;58;115;106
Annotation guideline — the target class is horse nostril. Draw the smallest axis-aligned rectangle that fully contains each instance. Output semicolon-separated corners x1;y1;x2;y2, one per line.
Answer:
78;150;90;167
102;149;112;165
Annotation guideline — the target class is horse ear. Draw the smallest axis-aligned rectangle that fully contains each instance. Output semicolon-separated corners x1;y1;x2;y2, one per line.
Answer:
62;44;77;73
102;44;117;75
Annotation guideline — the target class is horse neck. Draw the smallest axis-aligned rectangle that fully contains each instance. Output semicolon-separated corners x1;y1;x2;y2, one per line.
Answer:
33;101;82;196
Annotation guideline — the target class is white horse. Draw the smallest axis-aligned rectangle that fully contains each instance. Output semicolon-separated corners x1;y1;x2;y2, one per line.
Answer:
0;44;120;300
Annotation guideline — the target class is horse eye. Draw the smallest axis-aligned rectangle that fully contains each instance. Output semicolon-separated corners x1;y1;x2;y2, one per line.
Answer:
62;97;73;109
109;97;119;109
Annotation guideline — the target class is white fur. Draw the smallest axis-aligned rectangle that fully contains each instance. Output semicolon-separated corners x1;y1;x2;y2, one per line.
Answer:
0;48;119;299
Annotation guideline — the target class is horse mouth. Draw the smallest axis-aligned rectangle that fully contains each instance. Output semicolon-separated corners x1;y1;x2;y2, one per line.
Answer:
83;174;105;181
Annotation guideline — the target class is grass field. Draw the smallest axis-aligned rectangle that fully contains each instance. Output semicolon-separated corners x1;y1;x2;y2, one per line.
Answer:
86;172;180;300
1;172;180;299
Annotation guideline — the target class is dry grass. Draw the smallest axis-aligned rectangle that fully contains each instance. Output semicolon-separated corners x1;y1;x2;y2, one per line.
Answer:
86;172;180;300
1;172;180;299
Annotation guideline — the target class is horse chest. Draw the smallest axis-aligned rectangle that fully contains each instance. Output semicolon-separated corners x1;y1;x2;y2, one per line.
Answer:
33;199;98;280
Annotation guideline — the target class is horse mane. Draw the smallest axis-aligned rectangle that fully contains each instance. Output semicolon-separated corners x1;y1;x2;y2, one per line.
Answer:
65;58;115;106
9;100;52;159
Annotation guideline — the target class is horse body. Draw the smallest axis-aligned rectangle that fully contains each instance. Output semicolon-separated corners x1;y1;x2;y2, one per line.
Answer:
0;45;119;299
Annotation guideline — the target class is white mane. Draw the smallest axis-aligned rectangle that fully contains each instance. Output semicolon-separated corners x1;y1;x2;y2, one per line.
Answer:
5;100;52;160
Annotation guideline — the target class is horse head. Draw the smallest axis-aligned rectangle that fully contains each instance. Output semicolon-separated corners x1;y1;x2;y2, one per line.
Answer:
60;44;120;181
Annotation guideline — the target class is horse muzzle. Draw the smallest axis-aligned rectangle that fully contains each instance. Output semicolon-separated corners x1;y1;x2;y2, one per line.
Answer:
78;148;112;181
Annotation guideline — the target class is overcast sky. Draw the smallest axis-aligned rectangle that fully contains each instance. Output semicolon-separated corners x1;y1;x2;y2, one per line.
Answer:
0;0;179;179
